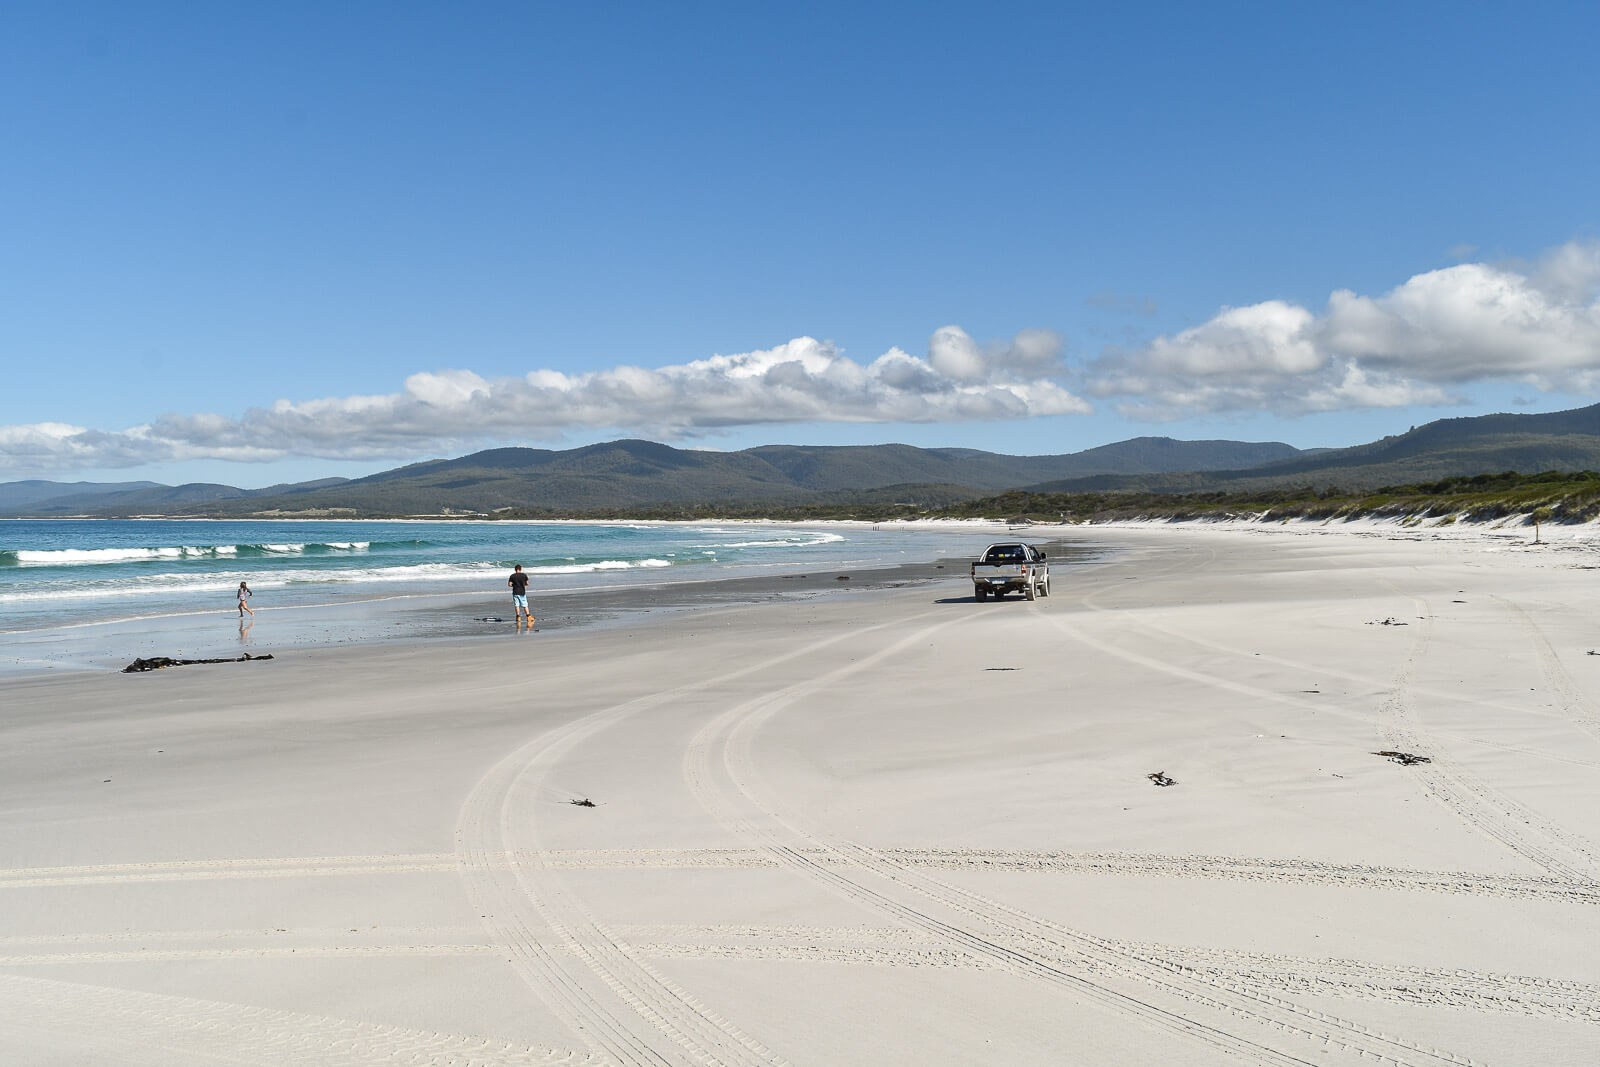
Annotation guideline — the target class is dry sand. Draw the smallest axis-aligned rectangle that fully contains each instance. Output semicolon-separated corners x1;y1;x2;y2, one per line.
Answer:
2;521;1598;1065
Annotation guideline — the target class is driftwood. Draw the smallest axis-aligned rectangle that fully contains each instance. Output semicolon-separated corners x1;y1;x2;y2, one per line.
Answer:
569;798;597;808
123;653;274;673
1148;771;1176;787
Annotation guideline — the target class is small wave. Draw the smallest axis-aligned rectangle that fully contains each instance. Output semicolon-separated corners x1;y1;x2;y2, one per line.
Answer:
692;532;846;549
5;546;222;566
0;540;380;566
0;557;680;606
0;561;508;603
525;558;673;575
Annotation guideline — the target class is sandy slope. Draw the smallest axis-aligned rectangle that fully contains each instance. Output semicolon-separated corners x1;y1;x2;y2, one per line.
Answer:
2;522;1598;1065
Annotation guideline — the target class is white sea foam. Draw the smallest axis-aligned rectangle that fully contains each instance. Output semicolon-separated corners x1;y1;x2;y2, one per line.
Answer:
9;547;191;565
692;532;846;549
2;539;378;566
525;558;672;575
0;557;683;607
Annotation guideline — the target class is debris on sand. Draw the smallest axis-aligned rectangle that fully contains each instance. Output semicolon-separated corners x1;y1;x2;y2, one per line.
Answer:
1367;617;1409;626
123;653;274;673
1373;750;1432;766
474;616;505;622
835;575;851;581
984;667;1019;671
569;798;597;808
1148;771;1176;787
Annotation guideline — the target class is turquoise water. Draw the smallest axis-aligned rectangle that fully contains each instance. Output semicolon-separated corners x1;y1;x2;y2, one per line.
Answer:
0;518;978;636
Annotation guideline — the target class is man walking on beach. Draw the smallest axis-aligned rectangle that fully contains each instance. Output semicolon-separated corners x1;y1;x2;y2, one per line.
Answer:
508;564;533;625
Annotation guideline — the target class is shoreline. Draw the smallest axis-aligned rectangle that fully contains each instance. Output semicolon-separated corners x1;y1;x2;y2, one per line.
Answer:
0;523;1095;678
3;519;1596;1063
9;510;1596;679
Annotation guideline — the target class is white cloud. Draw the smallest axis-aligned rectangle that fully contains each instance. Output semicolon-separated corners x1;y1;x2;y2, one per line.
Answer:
1;329;1093;474
1091;240;1600;418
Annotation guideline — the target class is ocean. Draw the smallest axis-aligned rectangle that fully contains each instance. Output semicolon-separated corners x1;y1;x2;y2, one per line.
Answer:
0;519;992;671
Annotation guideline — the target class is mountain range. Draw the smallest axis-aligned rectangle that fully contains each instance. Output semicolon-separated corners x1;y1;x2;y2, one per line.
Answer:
3;401;1598;517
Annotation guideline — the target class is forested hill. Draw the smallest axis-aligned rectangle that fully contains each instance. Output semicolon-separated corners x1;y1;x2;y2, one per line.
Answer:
6;401;1600;517
2;437;1301;516
1024;402;1600;495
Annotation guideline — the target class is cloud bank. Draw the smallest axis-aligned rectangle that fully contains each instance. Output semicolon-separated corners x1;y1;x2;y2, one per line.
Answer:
1;329;1090;473
1089;240;1600;418
6;242;1599;475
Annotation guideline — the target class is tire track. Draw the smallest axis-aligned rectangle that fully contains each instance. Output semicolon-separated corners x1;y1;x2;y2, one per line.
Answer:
457;690;783;1067
454;608;946;1066
729;712;1481;1065
880;848;1600;904
1377;596;1599;880
1490;594;1600;745
1117;941;1600;1024
0;854;461;888
0;973;600;1067
8;848;1592;904
682;616;1479;1067
6;926;1594;1026
1074;586;1600;771
1044;588;1600;882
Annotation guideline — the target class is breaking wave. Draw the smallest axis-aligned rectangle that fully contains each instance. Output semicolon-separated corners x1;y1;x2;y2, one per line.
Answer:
0;541;380;566
690;532;845;549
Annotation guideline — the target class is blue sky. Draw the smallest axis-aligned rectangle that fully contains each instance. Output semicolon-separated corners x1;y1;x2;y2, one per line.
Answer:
3;2;1598;487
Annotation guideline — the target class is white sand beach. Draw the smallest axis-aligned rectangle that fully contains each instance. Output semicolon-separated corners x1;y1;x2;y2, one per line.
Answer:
2;521;1599;1065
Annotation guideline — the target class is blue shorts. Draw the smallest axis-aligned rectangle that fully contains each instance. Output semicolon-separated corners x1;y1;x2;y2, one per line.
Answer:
511;593;528;609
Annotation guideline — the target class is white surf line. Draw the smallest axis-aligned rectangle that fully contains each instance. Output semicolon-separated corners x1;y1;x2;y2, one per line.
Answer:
0;973;600;1067
1377;593;1599;881
453;606;945;1066
687;612;1486;1067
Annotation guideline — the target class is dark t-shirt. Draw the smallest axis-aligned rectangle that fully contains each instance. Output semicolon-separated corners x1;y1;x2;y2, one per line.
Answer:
509;571;529;595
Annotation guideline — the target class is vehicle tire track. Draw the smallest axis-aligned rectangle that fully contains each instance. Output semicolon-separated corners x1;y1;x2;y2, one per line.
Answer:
1043;592;1600;882
1376;595;1599;880
1072;586;1600;771
0;972;600;1066
454;608;947;1066
6;927;1594;1026
1114;941;1600;1024
732;716;1481;1065
8;848;1593;904
1490;594;1600;745
683;619;1478;1066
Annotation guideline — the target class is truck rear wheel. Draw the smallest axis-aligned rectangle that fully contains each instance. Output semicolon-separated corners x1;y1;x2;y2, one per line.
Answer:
975;587;988;602
1025;581;1037;601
